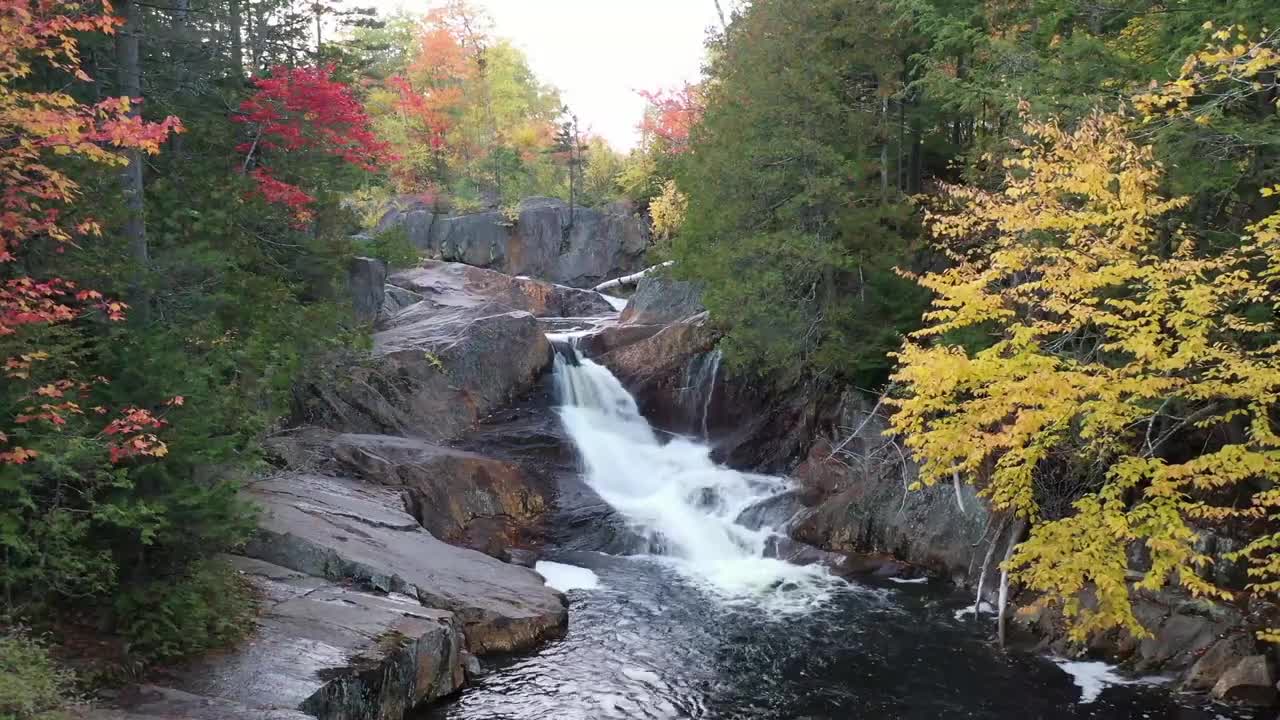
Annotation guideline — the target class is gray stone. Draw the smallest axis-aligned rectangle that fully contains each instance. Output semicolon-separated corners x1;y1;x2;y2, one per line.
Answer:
76;685;315;719
383;197;649;288
790;389;996;582
184;557;464;719
242;472;567;656
86;557;466;720
381;284;425;316
1135;611;1229;672
1182;632;1258;693
297;303;549;444
619;274;704;326
349;257;387;324
1210;655;1278;706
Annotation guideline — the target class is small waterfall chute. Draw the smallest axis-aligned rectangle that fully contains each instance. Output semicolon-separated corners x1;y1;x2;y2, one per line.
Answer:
551;342;840;610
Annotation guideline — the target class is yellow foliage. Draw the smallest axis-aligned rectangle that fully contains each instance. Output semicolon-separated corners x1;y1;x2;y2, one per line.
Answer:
889;108;1280;644
650;179;688;242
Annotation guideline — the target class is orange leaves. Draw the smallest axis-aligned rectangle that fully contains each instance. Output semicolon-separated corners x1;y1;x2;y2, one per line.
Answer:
0;447;37;464
0;1;181;469
103;407;169;464
638;84;703;154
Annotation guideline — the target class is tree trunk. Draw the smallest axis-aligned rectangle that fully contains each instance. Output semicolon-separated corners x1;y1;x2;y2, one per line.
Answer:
229;0;244;79
880;96;889;204
593;261;675;292
170;0;191;158
997;518;1028;648
713;0;729;32
116;0;150;321
908;119;923;195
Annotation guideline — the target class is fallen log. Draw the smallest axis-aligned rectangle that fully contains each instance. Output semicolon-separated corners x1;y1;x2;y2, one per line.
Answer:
592;261;674;292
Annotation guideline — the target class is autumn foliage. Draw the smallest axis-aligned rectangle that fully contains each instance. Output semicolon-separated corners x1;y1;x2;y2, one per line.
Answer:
639;84;703;153
235;64;390;226
0;0;181;467
890;98;1280;642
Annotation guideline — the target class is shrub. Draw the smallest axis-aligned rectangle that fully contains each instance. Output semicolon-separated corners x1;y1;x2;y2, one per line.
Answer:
0;633;75;720
111;559;257;664
358;226;420;268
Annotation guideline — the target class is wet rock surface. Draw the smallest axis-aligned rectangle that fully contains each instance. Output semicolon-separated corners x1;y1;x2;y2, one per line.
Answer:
242;472;568;656
94;557;466;720
179;557;464;719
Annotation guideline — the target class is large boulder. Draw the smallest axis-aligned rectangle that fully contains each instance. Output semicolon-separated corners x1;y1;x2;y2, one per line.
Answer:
301;261;622;441
349;257;388;324
93;556;466;720
385;198;650;288
1181;631;1259;693
298;306;548;443
242;472;567;655
618;274;705;326
332;433;548;558
1211;655;1278;706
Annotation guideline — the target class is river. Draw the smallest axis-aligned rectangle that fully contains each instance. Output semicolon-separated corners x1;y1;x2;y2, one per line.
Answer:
421;346;1259;720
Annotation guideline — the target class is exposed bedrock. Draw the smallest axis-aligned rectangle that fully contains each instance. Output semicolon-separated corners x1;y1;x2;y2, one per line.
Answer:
376;196;650;289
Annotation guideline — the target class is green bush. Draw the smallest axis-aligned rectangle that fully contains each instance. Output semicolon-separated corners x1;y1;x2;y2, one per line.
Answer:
0;633;75;720
357;226;420;268
111;559;256;664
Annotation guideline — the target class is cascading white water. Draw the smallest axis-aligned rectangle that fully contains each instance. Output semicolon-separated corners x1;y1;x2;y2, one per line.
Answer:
699;348;721;439
552;343;840;611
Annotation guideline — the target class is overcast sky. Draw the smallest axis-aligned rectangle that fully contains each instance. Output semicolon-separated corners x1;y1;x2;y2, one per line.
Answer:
362;0;721;150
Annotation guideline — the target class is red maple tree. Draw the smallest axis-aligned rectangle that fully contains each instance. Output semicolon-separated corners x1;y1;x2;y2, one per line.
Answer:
638;84;703;153
234;64;391;226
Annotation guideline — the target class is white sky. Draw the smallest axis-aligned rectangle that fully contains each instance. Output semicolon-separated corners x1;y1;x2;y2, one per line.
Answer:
362;0;721;150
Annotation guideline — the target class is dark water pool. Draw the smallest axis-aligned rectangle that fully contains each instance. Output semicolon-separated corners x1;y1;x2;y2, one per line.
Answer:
420;551;1258;720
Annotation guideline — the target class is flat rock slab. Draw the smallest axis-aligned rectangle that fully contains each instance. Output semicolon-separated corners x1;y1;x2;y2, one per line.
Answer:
83;557;465;720
75;685;315;719
243;472;567;655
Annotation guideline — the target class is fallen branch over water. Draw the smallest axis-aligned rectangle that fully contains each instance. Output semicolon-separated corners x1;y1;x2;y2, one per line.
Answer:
593;261;675;292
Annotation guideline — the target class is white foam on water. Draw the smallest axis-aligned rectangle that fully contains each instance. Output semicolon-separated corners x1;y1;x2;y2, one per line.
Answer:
889;577;927;584
1052;659;1167;704
620;667;663;685
552;348;844;614
953;601;996;620
600;294;628;311
535;561;601;592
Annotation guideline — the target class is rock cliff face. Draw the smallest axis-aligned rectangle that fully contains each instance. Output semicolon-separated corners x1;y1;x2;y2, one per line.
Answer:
377;197;650;289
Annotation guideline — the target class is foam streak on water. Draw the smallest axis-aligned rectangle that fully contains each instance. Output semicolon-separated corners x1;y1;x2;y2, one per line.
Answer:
551;345;839;611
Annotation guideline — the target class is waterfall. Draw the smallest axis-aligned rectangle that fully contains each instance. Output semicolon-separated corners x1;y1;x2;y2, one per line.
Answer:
551;342;838;610
700;348;722;439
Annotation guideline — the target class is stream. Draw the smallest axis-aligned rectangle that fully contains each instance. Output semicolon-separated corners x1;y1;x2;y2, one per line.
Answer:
421;344;1260;720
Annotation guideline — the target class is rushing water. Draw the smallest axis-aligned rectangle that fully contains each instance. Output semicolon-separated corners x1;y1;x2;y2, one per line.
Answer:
423;343;1260;720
